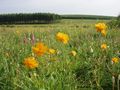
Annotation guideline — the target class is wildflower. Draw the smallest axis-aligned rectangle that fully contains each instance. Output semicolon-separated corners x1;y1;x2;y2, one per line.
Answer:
112;57;119;63
90;46;94;53
23;57;38;69
101;43;107;50
5;52;10;57
70;50;77;56
101;29;107;37
95;23;107;32
112;76;115;86
56;50;61;55
23;34;28;44
32;42;47;56
48;48;56;54
16;30;20;35
30;33;35;44
56;32;69;44
33;73;38;77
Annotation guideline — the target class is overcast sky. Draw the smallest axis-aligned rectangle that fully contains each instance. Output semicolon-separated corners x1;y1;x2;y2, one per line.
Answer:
0;0;120;16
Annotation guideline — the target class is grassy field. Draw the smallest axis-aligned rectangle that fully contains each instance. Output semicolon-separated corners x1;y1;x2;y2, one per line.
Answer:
0;19;120;90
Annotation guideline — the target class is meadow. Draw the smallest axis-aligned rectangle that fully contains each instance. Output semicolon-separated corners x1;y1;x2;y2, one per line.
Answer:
0;19;120;90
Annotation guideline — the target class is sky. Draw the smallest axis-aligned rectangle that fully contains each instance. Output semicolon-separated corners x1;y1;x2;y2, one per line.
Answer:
0;0;120;16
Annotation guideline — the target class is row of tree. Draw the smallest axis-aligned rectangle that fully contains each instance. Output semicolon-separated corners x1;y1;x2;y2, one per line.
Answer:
61;15;115;20
0;13;61;24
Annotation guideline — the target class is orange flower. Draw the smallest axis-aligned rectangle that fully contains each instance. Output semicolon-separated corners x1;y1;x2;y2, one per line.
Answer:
101;30;107;37
95;23;107;32
23;57;38;69
112;57;119;63
101;43;107;50
56;32;69;44
32;42;47;56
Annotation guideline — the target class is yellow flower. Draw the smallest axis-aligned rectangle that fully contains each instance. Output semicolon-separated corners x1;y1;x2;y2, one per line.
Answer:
16;30;20;35
5;52;10;57
48;48;56;54
23;57;38;69
101;29;107;36
56;32;69;44
112;57;119;63
95;23;107;32
32;42;48;56
101;43;107;50
70;50;77;56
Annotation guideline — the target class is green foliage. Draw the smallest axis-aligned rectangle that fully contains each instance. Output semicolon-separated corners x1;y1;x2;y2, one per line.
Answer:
61;15;116;20
108;15;120;28
0;13;61;24
0;19;120;90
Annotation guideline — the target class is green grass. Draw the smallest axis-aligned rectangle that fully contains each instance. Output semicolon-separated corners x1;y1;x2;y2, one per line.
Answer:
0;19;120;90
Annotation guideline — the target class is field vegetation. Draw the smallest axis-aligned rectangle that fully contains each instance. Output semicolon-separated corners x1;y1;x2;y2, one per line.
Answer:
108;15;120;28
0;19;120;90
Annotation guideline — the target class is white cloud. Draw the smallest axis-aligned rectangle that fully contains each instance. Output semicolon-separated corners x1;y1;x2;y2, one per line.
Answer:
0;0;120;16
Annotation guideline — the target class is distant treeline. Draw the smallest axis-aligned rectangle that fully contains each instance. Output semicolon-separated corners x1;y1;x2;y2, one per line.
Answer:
61;15;116;20
0;13;61;24
0;13;117;24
